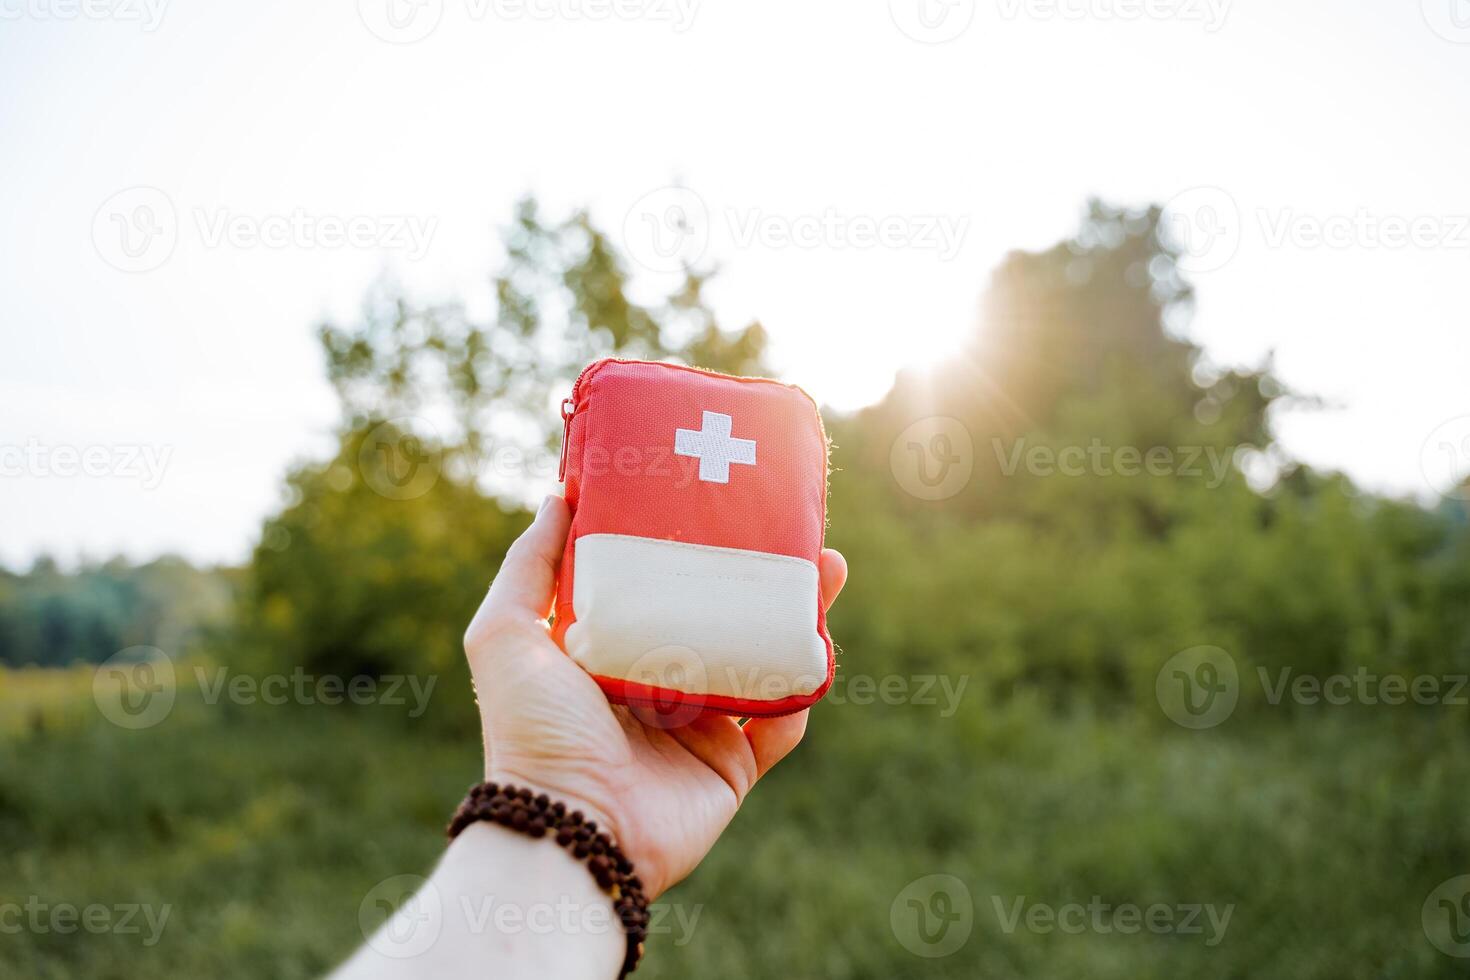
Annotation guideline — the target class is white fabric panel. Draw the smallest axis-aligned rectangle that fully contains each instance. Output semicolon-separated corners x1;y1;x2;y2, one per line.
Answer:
565;533;827;700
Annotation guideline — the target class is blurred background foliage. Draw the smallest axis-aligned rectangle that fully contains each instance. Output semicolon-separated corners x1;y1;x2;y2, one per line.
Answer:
3;197;1469;978
0;556;233;670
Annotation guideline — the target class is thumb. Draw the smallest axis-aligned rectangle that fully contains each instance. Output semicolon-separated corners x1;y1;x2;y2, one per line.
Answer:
472;495;571;634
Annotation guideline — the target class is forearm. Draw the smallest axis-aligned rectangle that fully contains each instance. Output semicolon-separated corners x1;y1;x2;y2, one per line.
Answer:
334;822;624;980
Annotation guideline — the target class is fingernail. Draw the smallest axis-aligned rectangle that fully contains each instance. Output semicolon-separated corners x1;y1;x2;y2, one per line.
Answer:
537;494;554;516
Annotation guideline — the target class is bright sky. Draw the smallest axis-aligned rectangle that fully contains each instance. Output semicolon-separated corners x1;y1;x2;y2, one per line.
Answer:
2;0;1468;567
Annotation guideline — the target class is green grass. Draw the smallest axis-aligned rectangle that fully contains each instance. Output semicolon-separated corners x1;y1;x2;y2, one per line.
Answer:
2;668;1467;978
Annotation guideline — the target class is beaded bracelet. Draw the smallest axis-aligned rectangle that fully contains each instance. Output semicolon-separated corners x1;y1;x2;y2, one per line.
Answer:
447;781;649;977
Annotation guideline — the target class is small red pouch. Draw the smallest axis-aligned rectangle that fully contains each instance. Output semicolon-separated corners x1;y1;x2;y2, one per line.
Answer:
552;358;834;717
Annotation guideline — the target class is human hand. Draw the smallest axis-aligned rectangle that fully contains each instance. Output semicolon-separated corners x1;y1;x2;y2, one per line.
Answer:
462;494;847;899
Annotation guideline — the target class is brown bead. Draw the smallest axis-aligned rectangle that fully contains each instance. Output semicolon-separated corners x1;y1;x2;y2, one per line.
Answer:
568;810;584;825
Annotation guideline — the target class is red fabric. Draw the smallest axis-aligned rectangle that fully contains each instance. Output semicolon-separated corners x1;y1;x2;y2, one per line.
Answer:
553;358;834;717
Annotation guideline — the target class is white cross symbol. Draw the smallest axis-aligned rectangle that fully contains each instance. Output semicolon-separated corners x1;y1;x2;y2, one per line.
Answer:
674;411;757;484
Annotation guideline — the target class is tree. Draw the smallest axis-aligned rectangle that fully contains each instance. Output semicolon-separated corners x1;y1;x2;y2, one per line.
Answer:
235;196;770;726
824;200;1470;714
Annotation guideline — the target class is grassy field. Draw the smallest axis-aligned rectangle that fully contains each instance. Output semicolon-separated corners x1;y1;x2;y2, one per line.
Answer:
2;665;1468;978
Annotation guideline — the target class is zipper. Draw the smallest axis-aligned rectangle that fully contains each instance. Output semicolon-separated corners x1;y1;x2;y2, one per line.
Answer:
557;396;576;481
556;360;604;482
554;355;807;482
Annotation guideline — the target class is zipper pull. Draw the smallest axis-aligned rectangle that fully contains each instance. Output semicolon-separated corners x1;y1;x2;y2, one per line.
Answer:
557;397;576;482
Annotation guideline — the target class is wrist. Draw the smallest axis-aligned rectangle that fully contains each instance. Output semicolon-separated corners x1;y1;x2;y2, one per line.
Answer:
451;779;651;977
448;823;625;978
